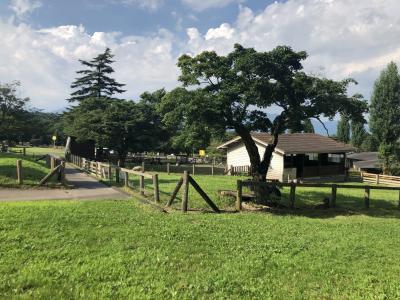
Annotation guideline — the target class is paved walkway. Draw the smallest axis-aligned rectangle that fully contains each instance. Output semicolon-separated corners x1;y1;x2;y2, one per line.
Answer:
0;164;129;201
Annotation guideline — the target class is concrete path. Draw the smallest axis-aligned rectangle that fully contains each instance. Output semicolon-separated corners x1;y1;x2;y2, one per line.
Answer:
0;164;130;201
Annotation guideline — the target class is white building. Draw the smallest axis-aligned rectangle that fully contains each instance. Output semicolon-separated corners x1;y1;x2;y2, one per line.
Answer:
218;133;355;181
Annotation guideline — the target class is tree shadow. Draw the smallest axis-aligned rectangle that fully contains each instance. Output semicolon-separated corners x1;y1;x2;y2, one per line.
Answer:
268;190;400;219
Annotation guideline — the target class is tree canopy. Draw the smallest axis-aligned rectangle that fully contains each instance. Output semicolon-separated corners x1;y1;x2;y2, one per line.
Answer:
370;62;400;174
337;114;351;144
68;48;126;102
160;44;368;181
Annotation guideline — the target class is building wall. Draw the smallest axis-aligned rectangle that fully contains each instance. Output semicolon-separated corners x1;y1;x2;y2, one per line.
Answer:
226;142;284;181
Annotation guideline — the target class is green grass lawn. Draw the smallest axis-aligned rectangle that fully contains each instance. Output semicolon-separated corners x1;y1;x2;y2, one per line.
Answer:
0;199;400;299
9;146;65;157
0;153;56;187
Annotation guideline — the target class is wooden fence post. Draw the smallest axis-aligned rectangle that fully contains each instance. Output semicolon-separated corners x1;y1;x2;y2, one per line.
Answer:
364;187;370;209
236;180;242;211
17;159;23;185
376;174;380;185
142;161;145;172
330;184;337;208
60;161;66;184
167;163;170;175
167;177;184;207
22;147;26;156
124;171;129;188
192;164;195;175
230;165;234;176
289;182;296;208
153;174;160;203
50;157;55;170
398;190;400;209
115;167;120;183
182;171;189;213
108;165;112;181
140;175;145;196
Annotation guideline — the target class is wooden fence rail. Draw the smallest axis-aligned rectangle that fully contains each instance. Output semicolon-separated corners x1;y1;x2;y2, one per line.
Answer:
236;180;400;211
69;154;160;203
362;172;400;186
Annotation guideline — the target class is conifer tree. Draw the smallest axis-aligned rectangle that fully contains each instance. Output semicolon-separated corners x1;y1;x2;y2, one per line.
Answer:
350;120;366;149
68;48;126;102
370;62;400;174
337;114;350;143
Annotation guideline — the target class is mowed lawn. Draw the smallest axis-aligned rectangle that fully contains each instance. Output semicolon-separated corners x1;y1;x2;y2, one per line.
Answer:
0;153;54;187
1;177;400;298
9;146;65;157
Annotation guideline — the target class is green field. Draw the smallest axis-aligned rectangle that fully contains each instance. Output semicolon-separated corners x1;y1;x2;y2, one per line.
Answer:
0;153;56;187
9;146;65;157
0;198;399;299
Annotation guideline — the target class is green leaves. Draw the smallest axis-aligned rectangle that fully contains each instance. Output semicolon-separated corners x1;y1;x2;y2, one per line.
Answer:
68;48;126;102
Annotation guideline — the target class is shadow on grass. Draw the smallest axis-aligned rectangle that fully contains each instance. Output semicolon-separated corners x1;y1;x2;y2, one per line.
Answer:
267;190;400;219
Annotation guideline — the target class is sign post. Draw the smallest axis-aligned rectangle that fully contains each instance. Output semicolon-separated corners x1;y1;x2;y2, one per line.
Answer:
52;135;57;148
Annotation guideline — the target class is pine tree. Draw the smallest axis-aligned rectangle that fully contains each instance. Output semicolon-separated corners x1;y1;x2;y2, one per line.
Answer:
68;48;126;102
350;120;366;149
370;62;400;174
337;114;350;143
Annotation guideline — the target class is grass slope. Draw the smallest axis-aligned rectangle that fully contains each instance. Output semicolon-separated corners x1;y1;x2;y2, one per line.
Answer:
0;154;55;187
0;200;399;299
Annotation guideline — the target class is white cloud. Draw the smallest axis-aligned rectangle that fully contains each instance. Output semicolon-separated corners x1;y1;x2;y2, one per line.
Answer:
0;20;179;111
9;0;42;18
180;0;239;11
185;0;400;99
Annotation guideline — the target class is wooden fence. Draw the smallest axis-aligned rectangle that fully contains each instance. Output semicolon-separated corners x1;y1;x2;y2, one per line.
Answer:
362;172;400;186
129;162;226;176
69;154;160;202
235;180;400;211
14;154;66;186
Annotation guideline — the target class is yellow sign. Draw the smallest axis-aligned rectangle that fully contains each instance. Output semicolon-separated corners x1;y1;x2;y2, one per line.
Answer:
199;149;206;157
52;136;57;141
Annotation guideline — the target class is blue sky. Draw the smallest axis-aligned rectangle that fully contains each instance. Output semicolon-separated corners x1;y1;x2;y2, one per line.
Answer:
1;0;400;121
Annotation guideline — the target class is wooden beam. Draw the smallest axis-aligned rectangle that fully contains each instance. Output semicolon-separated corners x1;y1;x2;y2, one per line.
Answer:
153;174;160;203
188;176;220;213
236;180;242;211
182;171;189;213
167;177;183;207
16;159;22;185
330;184;337;208
124;171;129;188
39;165;61;186
289;182;296;208
140;175;145;196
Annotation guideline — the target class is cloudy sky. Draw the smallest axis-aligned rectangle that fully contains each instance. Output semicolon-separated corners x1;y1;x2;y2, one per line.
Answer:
0;0;399;112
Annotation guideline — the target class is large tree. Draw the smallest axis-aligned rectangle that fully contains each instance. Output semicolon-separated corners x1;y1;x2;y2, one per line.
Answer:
337;114;351;143
370;62;400;174
350;120;366;149
68;48;126;102
0;81;30;142
160;44;367;183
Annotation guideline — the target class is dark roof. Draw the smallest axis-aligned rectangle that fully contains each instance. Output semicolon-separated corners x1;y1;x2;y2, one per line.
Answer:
347;152;378;161
353;160;381;170
218;132;355;154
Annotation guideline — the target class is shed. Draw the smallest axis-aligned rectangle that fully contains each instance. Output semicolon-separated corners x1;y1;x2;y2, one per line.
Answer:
217;133;355;181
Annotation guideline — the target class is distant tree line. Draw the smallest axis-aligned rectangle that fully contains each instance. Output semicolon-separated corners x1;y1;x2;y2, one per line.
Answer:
5;46;400;177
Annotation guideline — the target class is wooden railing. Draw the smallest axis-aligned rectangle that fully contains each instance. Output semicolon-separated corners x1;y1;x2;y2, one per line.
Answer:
69;154;160;202
362;172;400;186
235;180;400;210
